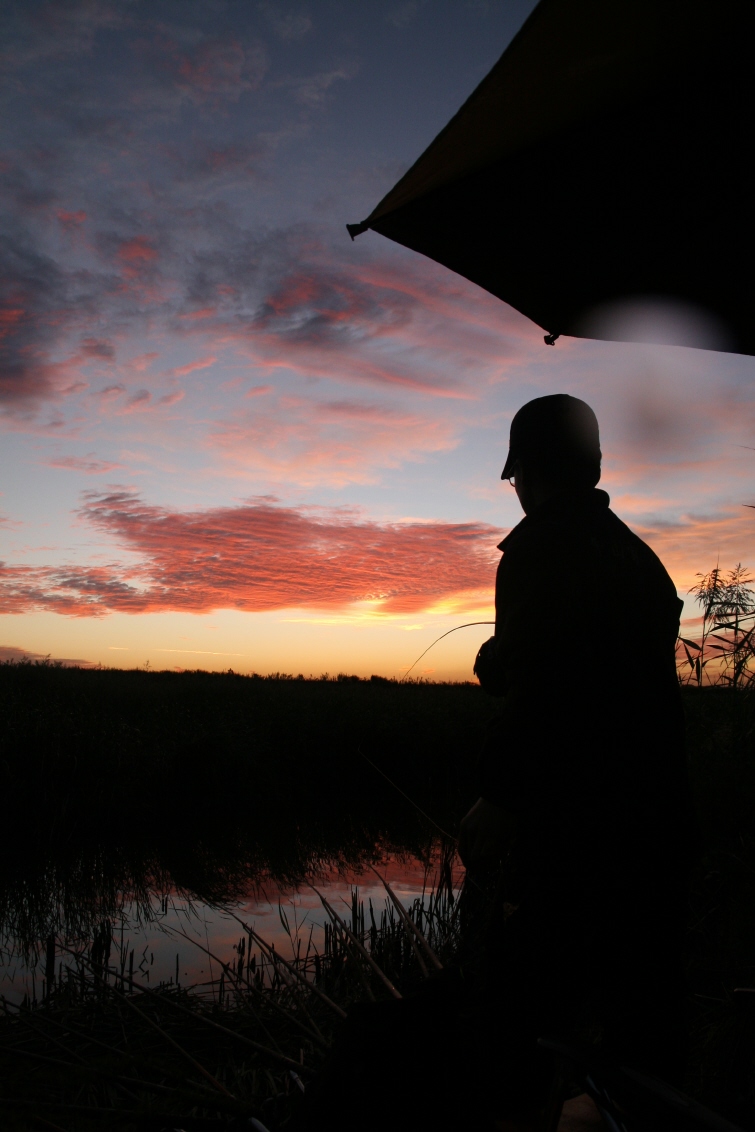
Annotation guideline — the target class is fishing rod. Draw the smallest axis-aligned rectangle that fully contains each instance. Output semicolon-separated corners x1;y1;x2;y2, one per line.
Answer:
400;621;494;682
358;748;454;841
356;747;493;902
355;623;498;899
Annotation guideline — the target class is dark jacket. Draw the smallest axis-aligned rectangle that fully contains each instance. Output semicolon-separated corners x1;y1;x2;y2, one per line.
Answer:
475;488;689;892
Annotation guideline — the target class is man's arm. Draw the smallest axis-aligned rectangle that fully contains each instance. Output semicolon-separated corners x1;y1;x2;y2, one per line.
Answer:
473;547;517;696
473;636;507;696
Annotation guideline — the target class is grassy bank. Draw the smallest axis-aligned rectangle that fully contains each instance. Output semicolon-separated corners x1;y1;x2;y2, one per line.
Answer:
1;663;754;1124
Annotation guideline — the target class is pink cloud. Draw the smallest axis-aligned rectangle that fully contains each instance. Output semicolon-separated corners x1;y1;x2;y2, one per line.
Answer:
121;389;152;412
203;145;255;172
56;209;87;231
629;507;755;592
169;355;216;377
116;388;185;413
117;237;157;276
0;491;502;617
209;395;459;486
93;382;183;415
48;454;122;474
96;383;126;401
250;344;472;399
179;308;216;321
174;246;531;400
80;336;114;358
245;384;272;397
1;331;104;411
0;305;25;338
158;390;184;406
0;298;54;405
60;380;89;396
352;260;528;341
167;141;266;182
175;39;267;101
130;352;159;372
118;237;158;265
284;64;358;108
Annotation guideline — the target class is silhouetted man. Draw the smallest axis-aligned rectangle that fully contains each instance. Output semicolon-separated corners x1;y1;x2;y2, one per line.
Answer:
459;393;691;1115
296;395;692;1132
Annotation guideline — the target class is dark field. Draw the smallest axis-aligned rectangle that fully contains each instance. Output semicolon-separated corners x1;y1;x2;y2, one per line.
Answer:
0;664;487;944
1;662;755;1125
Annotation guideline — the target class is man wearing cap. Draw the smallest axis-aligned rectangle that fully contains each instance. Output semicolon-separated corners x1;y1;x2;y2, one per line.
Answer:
458;395;692;1114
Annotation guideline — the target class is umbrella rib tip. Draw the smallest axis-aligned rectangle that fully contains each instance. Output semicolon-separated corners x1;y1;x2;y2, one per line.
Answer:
346;220;370;241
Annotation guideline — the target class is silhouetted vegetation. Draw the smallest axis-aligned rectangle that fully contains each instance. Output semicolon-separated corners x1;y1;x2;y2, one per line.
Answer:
0;661;754;1126
0;662;486;945
0;855;461;1131
679;564;755;687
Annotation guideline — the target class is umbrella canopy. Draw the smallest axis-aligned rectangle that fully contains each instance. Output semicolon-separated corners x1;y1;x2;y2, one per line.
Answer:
348;0;755;355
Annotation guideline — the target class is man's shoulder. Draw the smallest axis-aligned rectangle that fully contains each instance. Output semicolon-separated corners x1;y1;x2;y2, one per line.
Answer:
599;506;667;567
499;494;672;580
499;491;608;555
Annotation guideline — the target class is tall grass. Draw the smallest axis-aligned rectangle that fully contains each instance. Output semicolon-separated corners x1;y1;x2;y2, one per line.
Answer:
0;849;462;1130
679;564;755;688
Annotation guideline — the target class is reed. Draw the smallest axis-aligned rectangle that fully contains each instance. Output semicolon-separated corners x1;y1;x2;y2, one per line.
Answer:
0;868;462;1131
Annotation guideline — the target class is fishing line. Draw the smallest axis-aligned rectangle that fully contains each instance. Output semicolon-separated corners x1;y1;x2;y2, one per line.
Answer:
357;748;454;841
358;621;497;898
357;748;492;902
400;621;494;682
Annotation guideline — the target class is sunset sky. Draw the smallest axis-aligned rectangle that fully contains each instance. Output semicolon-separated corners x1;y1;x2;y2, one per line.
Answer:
2;0;755;681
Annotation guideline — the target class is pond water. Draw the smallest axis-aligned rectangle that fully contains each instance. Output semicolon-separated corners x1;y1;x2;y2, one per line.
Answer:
0;668;483;1019
0;670;482;1017
0;849;461;1006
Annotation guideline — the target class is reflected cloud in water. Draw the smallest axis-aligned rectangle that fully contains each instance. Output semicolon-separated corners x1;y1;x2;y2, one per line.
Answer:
0;849;460;1006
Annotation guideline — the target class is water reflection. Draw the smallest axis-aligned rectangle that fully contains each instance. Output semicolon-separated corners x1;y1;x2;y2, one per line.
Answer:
0;669;480;1016
0;852;460;1006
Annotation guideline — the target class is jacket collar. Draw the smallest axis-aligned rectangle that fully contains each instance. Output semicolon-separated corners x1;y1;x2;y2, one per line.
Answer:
497;488;610;551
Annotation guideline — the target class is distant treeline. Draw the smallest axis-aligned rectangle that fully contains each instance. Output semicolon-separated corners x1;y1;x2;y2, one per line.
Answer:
0;661;752;883
1;659;753;859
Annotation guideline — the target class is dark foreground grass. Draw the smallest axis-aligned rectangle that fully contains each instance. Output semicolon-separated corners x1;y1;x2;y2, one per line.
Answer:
678;687;755;1122
1;663;754;1126
0;866;461;1131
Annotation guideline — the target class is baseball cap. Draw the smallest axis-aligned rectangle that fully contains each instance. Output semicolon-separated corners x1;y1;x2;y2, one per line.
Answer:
501;394;601;480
